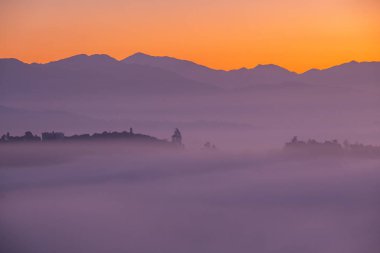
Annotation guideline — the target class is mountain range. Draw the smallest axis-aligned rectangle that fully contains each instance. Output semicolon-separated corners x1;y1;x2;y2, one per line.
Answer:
0;53;379;100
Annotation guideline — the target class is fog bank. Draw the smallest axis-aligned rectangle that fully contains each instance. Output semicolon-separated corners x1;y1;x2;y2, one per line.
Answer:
1;147;379;253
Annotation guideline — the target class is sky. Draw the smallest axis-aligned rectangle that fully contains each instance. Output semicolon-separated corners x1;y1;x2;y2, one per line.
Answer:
0;0;379;72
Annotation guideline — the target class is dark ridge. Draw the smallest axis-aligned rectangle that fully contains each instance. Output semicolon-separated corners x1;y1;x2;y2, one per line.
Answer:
284;136;380;156
0;128;184;148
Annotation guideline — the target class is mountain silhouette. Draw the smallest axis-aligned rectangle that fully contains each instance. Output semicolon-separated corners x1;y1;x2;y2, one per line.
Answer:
1;53;379;102
123;52;231;87
123;53;298;88
123;53;379;88
300;61;380;85
49;54;119;68
0;54;218;101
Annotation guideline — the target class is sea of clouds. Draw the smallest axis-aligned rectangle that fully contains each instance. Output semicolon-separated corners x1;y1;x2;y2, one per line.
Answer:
1;144;379;253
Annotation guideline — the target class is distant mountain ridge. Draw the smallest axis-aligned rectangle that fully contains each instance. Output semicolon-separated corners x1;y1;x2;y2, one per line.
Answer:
0;54;218;101
122;53;299;88
1;53;379;99
3;53;379;75
299;61;380;85
123;53;380;88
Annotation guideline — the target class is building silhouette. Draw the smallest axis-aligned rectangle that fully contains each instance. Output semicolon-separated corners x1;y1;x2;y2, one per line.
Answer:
171;128;182;145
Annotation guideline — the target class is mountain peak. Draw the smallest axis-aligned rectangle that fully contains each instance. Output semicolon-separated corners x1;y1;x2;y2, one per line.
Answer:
88;54;117;61
253;64;291;72
123;52;215;72
49;54;117;66
0;58;25;65
124;52;160;63
129;52;152;58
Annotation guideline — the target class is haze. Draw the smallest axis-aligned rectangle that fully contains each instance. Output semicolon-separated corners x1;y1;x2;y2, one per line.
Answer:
1;1;380;252
1;145;380;253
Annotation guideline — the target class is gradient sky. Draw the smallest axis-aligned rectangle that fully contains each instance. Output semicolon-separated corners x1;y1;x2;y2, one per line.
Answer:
1;0;379;72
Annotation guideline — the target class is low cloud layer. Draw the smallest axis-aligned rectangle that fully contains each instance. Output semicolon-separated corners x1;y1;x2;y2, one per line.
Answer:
1;146;379;253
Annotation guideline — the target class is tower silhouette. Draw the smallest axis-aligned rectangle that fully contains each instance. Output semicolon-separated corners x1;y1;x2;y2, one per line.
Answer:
171;128;182;145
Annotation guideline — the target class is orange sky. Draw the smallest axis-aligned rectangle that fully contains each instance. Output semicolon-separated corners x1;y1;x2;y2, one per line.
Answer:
0;0;379;72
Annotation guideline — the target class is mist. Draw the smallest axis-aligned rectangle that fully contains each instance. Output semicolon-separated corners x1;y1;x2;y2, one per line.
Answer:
1;144;380;253
1;55;380;252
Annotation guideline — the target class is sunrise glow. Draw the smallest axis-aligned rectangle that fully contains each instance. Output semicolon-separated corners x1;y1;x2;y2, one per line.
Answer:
1;0;379;72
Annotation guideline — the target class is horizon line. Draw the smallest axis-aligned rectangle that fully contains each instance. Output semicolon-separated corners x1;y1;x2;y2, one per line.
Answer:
1;52;379;74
